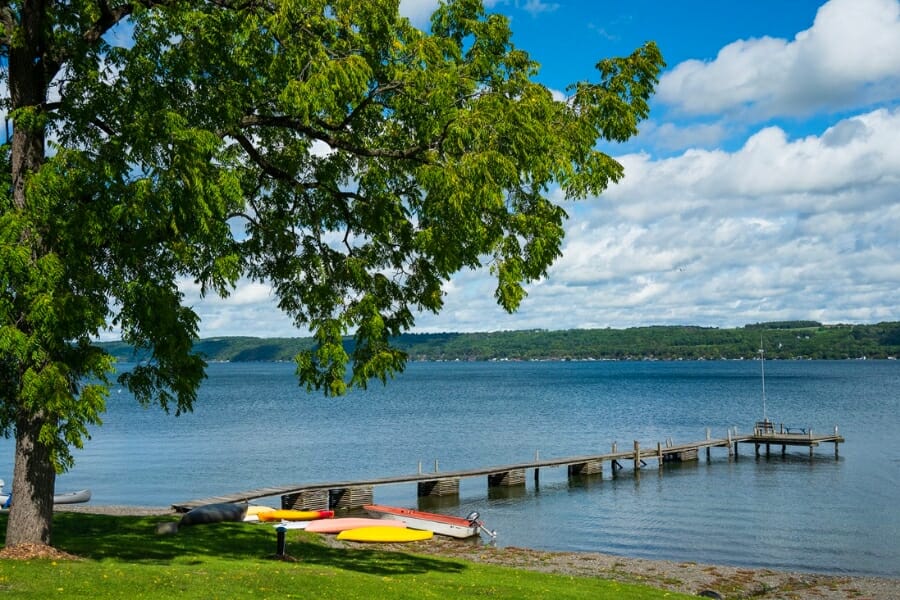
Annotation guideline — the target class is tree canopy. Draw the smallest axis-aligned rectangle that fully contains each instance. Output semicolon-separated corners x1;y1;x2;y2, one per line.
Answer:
0;0;663;547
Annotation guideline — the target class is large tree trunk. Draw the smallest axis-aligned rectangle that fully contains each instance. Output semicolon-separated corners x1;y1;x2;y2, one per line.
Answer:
9;0;47;211
5;415;56;546
4;0;56;548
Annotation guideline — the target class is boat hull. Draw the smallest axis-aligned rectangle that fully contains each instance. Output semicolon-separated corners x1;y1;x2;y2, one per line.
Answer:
180;502;248;526
242;505;277;521
336;525;433;543
306;517;405;534
53;489;92;504
257;509;334;522
0;489;91;508
363;504;479;538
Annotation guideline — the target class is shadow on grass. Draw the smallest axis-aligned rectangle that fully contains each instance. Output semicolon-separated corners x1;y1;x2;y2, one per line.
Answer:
1;513;467;577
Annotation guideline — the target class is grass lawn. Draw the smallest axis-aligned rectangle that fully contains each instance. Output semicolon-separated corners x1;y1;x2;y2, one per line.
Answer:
0;512;695;599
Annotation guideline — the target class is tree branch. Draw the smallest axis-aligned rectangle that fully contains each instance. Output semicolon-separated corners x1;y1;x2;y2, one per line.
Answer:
46;1;178;76
314;81;406;133
239;114;436;163
230;131;310;186
81;1;136;47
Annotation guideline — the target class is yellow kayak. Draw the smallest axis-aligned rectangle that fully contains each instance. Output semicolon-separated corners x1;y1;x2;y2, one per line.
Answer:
258;509;334;522
336;526;433;543
246;505;276;516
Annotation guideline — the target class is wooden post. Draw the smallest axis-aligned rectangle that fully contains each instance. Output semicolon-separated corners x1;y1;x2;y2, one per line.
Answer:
834;428;840;458
657;442;663;470
633;440;640;471
534;450;540;485
727;430;734;457
706;446;711;461
706;427;711;441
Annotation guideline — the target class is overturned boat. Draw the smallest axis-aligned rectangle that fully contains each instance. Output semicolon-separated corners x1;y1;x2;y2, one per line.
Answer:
0;479;91;508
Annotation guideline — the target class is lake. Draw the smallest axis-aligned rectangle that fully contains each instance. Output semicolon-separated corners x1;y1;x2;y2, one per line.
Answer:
1;359;898;577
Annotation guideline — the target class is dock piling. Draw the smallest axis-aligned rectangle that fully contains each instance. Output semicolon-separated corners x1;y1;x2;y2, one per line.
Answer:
633;440;641;471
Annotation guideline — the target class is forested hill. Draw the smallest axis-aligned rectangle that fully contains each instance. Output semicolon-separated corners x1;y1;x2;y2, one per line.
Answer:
99;321;900;362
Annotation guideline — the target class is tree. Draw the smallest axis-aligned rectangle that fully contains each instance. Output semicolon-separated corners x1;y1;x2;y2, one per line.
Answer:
0;0;663;548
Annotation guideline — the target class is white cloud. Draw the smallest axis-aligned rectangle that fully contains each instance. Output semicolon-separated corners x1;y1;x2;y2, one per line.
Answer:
518;0;559;16
640;119;731;152
609;108;900;209
184;279;302;338
412;106;900;332
657;0;900;118
192;107;899;336
399;0;440;28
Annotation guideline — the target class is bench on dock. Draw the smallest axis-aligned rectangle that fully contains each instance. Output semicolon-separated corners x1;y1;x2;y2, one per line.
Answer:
784;426;808;434
754;420;774;435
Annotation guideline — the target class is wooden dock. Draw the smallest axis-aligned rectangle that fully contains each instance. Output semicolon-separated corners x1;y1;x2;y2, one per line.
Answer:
172;424;844;513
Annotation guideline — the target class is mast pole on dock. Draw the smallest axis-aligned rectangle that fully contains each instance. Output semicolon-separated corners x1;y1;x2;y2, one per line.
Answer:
760;340;768;423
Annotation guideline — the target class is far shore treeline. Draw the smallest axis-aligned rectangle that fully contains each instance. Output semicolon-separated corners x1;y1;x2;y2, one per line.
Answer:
99;321;900;362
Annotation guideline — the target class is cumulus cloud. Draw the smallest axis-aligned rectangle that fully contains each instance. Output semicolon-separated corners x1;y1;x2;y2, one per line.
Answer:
640;120;732;153
183;279;301;338
656;0;900;119
191;107;900;336
413;107;900;332
399;0;440;28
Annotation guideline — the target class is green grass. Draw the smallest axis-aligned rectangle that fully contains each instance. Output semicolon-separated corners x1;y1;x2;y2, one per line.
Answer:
0;513;694;599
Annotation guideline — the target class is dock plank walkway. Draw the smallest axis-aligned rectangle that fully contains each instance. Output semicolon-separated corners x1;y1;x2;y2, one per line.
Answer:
172;429;843;512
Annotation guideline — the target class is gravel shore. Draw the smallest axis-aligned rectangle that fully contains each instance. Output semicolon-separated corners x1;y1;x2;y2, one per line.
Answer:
55;505;899;599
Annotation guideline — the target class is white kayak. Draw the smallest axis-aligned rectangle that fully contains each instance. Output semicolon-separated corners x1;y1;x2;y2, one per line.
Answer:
1;488;92;508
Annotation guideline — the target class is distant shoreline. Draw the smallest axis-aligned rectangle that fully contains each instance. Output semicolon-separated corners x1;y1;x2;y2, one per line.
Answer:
99;321;900;363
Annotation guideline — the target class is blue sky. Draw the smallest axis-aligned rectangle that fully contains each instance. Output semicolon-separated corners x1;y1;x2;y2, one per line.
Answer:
189;0;899;337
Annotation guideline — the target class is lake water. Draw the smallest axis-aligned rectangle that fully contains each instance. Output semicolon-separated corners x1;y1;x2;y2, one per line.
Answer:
1;359;898;578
